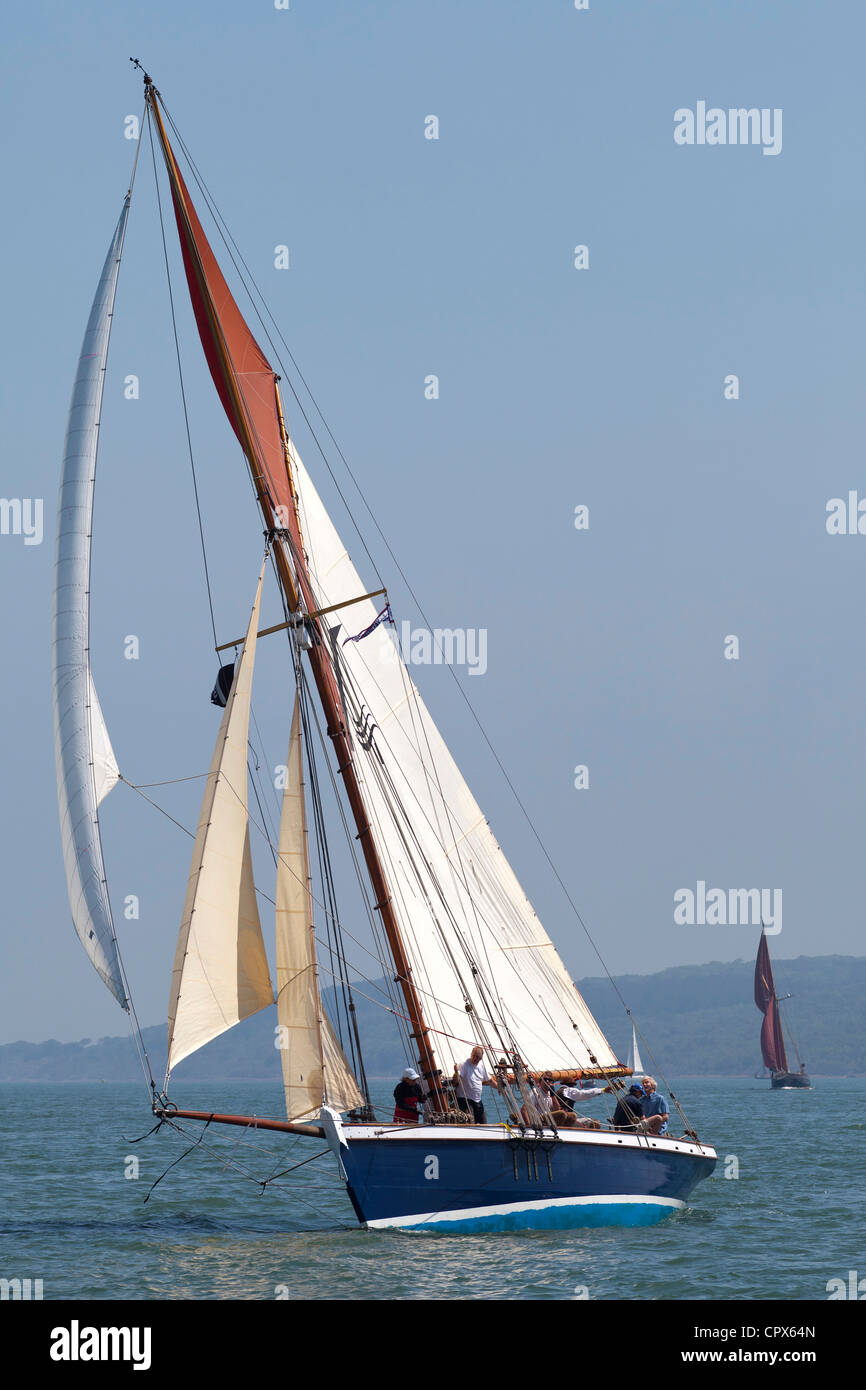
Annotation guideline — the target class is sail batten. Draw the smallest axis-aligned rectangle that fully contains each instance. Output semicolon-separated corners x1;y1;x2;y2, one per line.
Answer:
52;198;131;1008
166;563;274;1076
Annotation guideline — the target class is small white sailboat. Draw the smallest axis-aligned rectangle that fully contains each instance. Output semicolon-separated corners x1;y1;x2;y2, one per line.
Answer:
52;67;717;1231
627;1025;644;1077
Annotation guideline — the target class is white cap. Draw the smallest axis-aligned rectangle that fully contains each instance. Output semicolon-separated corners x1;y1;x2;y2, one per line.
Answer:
402;1067;420;1080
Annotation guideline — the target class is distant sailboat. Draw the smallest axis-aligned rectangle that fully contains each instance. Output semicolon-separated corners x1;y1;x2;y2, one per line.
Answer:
754;934;811;1089
51;66;718;1232
627;1025;644;1076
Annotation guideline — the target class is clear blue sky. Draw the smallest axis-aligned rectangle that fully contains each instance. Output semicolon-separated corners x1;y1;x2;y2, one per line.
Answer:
2;0;865;1043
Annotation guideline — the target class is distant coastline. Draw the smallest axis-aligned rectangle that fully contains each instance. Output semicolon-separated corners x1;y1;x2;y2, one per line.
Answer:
2;954;863;1081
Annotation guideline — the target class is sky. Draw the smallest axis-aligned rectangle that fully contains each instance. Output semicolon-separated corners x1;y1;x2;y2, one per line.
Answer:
1;0;865;1045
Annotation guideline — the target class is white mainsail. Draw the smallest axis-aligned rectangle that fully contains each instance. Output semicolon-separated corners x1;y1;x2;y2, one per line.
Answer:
275;698;363;1121
166;563;274;1075
52;198;130;1007
290;446;620;1077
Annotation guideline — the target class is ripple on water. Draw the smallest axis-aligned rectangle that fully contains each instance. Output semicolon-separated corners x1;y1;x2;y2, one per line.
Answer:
0;1079;861;1299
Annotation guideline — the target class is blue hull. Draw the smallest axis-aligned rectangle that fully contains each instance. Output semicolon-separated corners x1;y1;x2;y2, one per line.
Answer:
334;1125;717;1232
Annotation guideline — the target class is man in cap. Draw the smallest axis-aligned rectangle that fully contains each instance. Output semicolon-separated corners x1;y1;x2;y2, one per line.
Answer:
393;1066;426;1124
610;1082;645;1129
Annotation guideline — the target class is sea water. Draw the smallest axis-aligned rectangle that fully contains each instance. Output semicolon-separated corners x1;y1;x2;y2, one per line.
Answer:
0;1078;861;1301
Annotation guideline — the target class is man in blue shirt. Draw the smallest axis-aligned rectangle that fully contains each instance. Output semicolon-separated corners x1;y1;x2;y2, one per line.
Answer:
639;1076;669;1135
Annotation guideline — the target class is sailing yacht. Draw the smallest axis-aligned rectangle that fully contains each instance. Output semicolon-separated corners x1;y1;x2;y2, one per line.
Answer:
754;935;811;1090
51;70;717;1231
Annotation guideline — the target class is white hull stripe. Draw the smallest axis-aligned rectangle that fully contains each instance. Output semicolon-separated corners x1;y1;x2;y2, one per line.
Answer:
364;1193;685;1230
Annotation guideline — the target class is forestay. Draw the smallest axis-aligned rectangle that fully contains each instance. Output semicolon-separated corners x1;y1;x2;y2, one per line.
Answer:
52;198;130;1008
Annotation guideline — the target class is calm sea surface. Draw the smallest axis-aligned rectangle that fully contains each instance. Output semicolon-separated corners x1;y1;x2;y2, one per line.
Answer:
1;1078;862;1301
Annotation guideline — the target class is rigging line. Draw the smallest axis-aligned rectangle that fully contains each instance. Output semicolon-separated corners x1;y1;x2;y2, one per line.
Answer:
119;774;196;839
251;703;283;825
143;1116;213;1203
257;1147;334;1184
124;772;210;788
311;961;498;1054
779;1003;804;1068
146;104;219;651
248;748;278;870
155;100;385;589
125;96;148;199
157;1115;356;1226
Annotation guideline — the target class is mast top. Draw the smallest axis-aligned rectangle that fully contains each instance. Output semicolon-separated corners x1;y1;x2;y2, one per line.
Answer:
129;57;153;88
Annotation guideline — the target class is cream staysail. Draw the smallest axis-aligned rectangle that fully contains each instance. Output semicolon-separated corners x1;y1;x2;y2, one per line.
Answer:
291;444;620;1077
276;699;363;1121
52;198;130;1008
166;563;274;1076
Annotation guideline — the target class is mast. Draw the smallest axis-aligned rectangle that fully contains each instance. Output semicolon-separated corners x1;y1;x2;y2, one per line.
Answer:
144;81;445;1105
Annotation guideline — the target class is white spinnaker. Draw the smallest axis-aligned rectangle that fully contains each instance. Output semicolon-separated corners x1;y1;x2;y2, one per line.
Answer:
290;446;620;1076
276;698;363;1121
166;563;274;1076
52;198;130;1007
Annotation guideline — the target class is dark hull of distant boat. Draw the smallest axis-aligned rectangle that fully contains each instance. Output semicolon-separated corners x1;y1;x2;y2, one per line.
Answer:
770;1071;811;1089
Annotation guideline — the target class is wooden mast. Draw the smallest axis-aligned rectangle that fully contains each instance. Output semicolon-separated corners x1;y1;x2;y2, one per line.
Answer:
145;82;445;1109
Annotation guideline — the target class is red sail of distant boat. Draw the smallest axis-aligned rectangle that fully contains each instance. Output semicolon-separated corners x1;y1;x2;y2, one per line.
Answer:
754;934;789;1073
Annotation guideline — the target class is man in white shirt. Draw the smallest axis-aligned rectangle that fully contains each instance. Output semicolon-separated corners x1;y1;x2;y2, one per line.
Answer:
455;1045;498;1123
555;1081;609;1110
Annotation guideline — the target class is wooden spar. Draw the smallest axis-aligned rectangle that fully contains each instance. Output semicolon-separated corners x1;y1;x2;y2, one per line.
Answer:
146;87;445;1110
156;1108;324;1138
522;1067;631;1083
214;588;388;653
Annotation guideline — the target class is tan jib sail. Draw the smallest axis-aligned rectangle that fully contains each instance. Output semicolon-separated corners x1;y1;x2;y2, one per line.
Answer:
166;562;274;1077
276;697;363;1121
